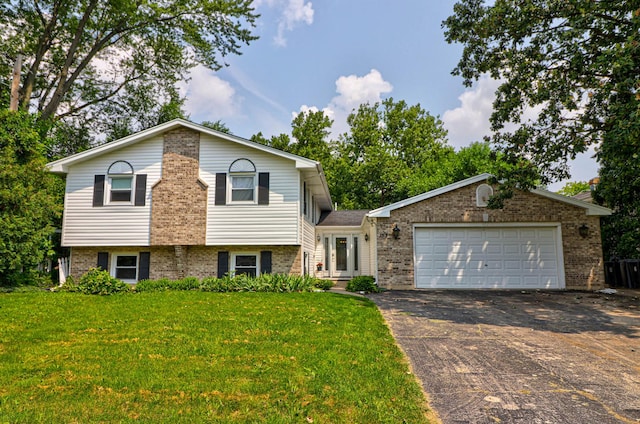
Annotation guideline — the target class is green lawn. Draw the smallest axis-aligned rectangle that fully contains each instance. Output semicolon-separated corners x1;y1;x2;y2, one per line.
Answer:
0;291;431;423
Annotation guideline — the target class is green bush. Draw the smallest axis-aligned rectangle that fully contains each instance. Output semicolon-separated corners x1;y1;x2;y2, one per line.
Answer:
313;278;334;291
134;278;172;292
345;276;378;293
64;273;332;294
77;268;130;295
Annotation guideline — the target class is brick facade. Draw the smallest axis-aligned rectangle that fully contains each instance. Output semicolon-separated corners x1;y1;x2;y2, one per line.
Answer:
376;183;605;290
150;129;208;245
70;245;302;280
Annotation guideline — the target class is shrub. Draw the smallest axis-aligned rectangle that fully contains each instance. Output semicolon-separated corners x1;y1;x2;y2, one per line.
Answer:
134;278;172;292
77;268;130;295
200;277;228;292
313;278;334;291
346;276;379;293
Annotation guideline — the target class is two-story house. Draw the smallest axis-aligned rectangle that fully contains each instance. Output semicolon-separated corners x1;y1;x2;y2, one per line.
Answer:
49;119;611;290
47;119;346;282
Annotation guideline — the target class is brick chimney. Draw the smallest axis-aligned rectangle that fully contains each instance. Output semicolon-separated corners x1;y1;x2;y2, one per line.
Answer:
150;128;208;246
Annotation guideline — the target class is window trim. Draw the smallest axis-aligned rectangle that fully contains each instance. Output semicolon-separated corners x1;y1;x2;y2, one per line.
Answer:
228;172;257;204
110;252;139;283
231;252;260;277
476;183;494;207
107;175;134;204
228;158;257;205
106;161;135;205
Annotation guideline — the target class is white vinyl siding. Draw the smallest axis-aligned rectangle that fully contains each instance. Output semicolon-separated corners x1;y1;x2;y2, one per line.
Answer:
200;134;300;245
61;137;163;246
302;218;316;275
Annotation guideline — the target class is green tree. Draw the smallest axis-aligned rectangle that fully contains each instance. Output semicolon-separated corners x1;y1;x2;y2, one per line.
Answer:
334;98;450;209
251;132;293;151
0;111;62;285
557;181;590;197
1;0;257;149
443;1;640;255
201;120;232;134
290;110;333;165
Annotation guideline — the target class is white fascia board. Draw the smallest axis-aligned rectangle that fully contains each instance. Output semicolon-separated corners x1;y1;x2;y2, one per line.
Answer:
532;188;612;216
368;173;493;218
315;163;333;211
47;118;319;173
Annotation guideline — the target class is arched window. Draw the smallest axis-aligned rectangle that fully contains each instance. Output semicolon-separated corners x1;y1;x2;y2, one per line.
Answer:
476;183;493;207
229;159;256;203
108;161;134;203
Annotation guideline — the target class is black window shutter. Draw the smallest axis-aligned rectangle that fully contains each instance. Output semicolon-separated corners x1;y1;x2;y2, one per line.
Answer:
218;251;229;277
93;175;105;207
215;173;227;205
97;252;109;270
260;251;272;274
258;172;270;205
138;252;150;281
134;174;147;206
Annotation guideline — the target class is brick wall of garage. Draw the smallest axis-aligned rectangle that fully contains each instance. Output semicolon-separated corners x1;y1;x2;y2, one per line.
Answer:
70;245;302;280
376;183;605;290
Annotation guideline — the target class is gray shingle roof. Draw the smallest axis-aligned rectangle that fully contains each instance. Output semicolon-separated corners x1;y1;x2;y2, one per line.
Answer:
317;210;368;227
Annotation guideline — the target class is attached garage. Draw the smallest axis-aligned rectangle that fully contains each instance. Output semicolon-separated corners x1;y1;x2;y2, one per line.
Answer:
414;225;564;289
368;174;612;291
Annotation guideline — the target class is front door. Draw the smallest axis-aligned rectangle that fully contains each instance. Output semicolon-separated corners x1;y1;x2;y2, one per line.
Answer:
333;236;349;278
330;234;361;278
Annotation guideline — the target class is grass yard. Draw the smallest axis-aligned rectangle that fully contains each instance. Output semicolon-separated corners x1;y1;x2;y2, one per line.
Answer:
0;291;431;423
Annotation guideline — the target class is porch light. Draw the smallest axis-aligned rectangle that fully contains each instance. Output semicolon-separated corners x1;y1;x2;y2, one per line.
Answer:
364;233;369;242
392;224;400;240
317;235;321;242
578;223;589;238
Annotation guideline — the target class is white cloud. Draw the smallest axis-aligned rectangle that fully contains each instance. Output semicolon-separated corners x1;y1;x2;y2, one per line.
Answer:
442;75;499;148
179;66;240;121
293;69;393;137
255;0;314;47
331;69;393;111
442;75;599;190
301;69;392;136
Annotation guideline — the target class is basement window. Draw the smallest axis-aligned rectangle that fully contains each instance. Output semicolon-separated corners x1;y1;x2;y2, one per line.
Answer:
111;253;138;283
232;253;258;277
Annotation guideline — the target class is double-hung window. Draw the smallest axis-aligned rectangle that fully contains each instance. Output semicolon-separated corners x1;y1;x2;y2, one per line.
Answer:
112;253;138;283
229;159;256;204
107;161;134;204
232;253;258;277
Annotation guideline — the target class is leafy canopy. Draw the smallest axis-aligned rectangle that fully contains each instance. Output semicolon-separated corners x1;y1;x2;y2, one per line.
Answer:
1;0;258;150
443;1;639;183
0;110;62;285
254;100;511;210
444;1;640;257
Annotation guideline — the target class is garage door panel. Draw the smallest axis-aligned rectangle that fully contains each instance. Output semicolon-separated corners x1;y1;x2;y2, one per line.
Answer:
415;227;563;289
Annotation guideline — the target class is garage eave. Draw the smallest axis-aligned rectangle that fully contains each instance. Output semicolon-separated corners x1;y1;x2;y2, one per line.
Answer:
368;174;494;218
532;188;612;216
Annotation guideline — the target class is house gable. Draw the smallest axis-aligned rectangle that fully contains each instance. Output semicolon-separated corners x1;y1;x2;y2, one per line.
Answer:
368;173;611;218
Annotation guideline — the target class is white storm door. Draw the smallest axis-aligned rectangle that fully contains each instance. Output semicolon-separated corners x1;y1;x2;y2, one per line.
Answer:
332;236;351;278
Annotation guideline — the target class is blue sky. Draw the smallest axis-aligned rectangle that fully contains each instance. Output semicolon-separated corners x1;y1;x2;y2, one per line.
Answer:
179;0;598;191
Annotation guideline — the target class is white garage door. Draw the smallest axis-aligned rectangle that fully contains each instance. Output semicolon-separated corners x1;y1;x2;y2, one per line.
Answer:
414;226;564;289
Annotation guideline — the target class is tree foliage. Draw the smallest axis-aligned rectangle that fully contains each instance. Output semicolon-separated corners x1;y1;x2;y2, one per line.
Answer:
1;0;258;150
0;111;62;285
333;99;450;208
444;1;640;256
253;99;508;211
557;181;590;197
201;120;232;134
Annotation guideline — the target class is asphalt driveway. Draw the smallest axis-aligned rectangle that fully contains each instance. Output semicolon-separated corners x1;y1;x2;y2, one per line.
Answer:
370;290;640;424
